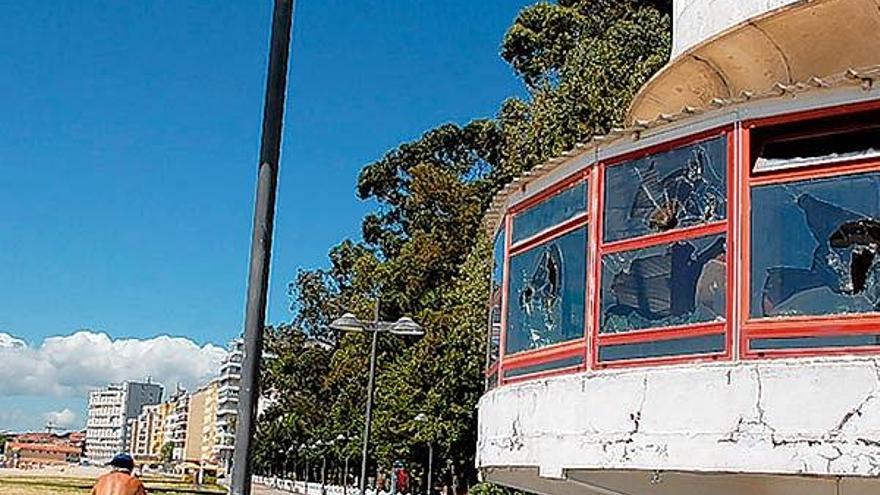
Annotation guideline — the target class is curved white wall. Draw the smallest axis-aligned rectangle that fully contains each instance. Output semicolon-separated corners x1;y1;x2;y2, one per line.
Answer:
478;357;880;479
672;0;801;57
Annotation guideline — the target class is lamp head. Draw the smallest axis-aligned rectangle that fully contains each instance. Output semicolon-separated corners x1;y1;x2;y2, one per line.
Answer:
389;316;424;336
329;313;366;333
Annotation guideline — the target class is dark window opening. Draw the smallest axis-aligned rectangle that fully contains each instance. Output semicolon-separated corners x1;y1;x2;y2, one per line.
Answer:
506;227;587;354
750;334;880;351
502;355;584;379
752;108;880;173
751;172;880;318
599;333;725;362
604;136;727;243
601;234;727;333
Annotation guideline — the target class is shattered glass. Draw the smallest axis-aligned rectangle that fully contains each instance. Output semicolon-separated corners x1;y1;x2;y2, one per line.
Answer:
512;181;587;243
600;234;727;333
751;172;880;318
604;136;727;243
506;227;587;354
488;228;505;367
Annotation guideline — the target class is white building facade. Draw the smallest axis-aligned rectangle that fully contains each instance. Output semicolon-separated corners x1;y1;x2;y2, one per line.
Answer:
477;1;880;494
85;380;163;464
215;339;242;477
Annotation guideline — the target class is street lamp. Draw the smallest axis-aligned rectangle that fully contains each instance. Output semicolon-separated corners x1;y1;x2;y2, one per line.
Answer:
329;302;425;495
413;413;433;495
300;443;310;494
336;434;358;495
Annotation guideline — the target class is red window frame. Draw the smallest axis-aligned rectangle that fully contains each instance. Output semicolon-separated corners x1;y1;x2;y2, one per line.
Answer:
485;218;507;388
740;100;880;359
498;169;591;384
591;127;736;369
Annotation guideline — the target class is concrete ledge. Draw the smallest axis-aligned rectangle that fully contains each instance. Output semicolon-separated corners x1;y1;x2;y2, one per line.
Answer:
477;356;880;478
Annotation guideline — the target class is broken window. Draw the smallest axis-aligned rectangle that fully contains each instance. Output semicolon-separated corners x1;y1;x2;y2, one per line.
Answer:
750;171;880;318
752;108;880;174
506;227;587;354
600;234;727;334
512;181;587;243
487;228;505;368
604;136;727;243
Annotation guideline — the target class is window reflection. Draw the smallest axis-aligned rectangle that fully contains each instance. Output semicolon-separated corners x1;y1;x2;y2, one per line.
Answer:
601;234;727;333
488;228;505;367
512;182;587;243
751;172;880;318
604;136;727;243
506;227;587;354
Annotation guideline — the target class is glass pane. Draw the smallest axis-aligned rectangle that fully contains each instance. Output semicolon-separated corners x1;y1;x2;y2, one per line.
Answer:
502;355;584;379
488;228;505;368
486;371;498;391
601;233;727;333
603;136;727;243
506;227;587;354
750;334;880;350
512;182;587;243
751;172;880;318
599;333;725;362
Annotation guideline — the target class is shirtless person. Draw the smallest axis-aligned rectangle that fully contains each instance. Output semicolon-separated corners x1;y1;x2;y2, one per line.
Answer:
91;453;147;495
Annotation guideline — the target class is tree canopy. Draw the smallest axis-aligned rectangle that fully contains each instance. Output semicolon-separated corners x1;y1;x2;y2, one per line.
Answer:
254;0;671;491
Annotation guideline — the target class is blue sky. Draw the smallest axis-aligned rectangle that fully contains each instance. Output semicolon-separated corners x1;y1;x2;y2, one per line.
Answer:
0;1;533;431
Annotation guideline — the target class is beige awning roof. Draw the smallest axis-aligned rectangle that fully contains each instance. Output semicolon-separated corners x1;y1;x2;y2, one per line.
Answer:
627;0;880;124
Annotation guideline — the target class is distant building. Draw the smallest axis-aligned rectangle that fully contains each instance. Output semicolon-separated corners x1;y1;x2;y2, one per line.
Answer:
4;441;82;468
128;402;169;464
164;388;190;463
2;431;85;468
175;381;220;479
85;380;163;464
214;339;242;477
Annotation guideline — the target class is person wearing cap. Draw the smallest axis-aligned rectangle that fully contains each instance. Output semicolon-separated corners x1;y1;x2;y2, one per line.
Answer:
91;453;147;495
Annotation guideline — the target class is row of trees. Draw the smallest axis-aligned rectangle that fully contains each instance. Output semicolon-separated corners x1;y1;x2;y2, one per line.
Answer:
253;0;672;492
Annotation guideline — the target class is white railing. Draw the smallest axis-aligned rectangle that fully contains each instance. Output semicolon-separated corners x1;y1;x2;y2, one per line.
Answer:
252;476;405;495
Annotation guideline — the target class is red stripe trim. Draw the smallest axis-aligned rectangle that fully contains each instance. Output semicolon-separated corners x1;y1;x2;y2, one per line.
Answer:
596;321;724;345
600;221;727;254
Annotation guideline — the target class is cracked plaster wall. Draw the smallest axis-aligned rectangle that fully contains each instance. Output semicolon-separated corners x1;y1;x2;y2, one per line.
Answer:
672;0;801;57
477;357;880;479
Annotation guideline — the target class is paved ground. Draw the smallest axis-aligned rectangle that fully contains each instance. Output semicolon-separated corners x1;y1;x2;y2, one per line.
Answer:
253;483;293;494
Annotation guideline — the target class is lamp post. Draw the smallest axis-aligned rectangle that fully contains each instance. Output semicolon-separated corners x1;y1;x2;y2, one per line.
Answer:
329;302;425;495
336;434;357;495
231;0;295;493
300;443;310;495
413;414;433;495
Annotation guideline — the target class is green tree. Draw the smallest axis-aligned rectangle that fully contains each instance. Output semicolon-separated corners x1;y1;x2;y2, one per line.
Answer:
260;0;672;491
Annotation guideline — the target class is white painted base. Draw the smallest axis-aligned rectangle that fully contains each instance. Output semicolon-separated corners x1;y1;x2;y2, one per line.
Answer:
478;357;880;488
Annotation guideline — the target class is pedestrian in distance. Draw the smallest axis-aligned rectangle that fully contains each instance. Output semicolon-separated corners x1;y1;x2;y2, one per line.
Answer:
91;453;147;495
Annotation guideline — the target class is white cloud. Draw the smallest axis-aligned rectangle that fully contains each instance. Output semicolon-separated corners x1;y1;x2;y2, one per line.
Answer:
0;331;226;398
0;333;25;349
44;408;77;429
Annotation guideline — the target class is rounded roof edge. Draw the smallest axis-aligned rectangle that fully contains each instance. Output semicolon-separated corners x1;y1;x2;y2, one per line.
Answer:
627;0;880;124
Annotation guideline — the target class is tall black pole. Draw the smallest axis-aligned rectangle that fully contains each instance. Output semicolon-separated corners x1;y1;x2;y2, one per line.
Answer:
230;1;294;494
359;300;381;495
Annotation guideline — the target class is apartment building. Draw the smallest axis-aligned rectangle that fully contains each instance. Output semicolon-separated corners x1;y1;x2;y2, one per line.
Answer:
164;389;190;463
214;339;242;477
85;380;163;464
127;402;170;463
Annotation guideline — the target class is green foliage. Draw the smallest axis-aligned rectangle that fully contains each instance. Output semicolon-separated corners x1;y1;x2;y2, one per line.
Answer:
160;442;174;464
256;0;672;489
469;482;527;495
